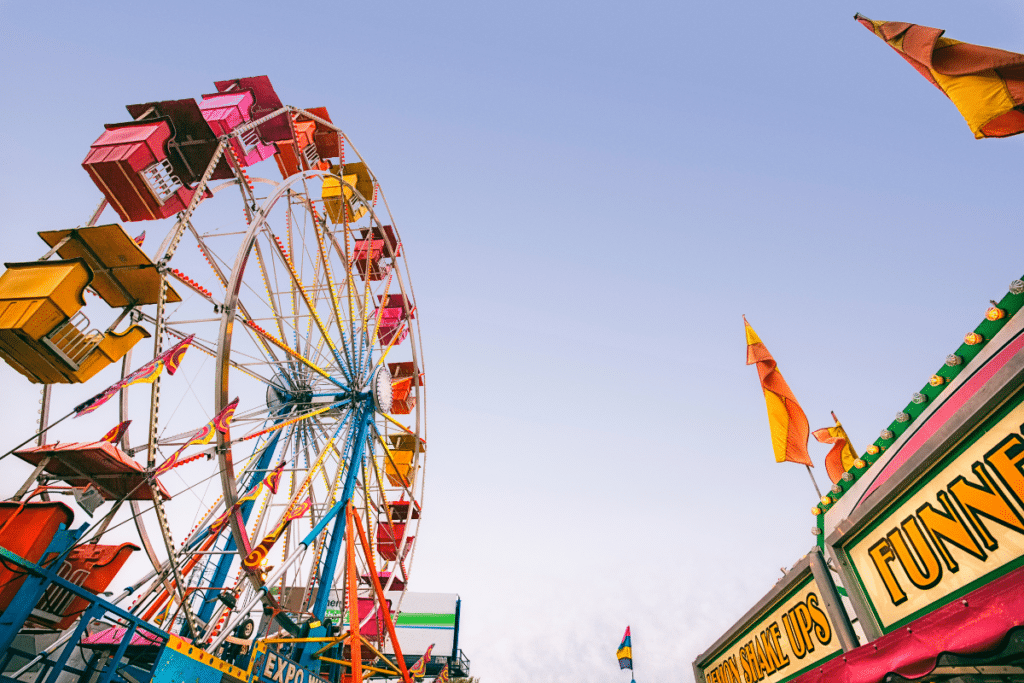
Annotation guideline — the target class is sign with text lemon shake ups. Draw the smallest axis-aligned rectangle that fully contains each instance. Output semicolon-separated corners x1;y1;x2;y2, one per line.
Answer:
692;553;854;683
838;389;1024;633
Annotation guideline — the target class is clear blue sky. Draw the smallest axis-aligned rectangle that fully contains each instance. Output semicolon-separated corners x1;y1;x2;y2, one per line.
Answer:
2;1;1023;681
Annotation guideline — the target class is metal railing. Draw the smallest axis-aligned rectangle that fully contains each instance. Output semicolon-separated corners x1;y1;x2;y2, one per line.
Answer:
303;143;321;169
239;128;262;155
451;650;471;677
42;313;101;370
141;158;182;203
0;532;170;683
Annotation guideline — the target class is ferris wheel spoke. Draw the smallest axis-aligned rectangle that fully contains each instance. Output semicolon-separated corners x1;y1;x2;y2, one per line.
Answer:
314;221;358;379
252;238;292;349
301;418;338;484
378;410;421;443
254;420;347;555
364;268;394;370
366;437;395;517
186;221;230;288
242;319;347;390
134;314;278;388
227;406;283;428
297;321;348;378
284;199;302;353
237;400;349;444
354;230;379;374
304;414;355;495
259;226;354;383
293;226;325;364
331;224;360;375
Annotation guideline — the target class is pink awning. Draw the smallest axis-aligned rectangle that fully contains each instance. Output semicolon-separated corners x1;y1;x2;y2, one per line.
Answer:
791;565;1024;683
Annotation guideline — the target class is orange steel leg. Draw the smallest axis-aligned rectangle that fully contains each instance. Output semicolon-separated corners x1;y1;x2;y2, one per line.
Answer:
352;510;413;683
346;503;362;683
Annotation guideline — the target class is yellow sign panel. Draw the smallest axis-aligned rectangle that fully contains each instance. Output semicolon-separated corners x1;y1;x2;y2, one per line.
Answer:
700;577;841;683
847;396;1024;631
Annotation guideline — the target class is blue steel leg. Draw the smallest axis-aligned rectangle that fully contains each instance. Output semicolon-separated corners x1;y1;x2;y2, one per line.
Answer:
0;524;84;654
196;427;284;627
79;650;104;683
44;602;106;683
295;402;372;668
34;657;53;683
311;402;372;622
96;621;137;683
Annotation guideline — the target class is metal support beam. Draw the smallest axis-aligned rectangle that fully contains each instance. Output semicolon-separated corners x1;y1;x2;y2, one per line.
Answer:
809;546;859;652
310;402;371;621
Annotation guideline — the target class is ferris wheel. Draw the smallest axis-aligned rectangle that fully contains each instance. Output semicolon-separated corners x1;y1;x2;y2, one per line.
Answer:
0;76;426;678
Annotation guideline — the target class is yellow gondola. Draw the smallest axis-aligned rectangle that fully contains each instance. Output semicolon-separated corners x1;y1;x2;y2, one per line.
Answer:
0;224;180;384
322;162;373;224
385;433;422;487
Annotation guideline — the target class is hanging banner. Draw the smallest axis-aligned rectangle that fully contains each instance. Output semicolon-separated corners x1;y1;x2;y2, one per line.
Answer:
834;388;1024;634
692;553;853;683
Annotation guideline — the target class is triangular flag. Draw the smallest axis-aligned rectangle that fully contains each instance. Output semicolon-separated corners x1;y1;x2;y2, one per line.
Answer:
74;335;195;417
744;317;812;466
99;420;131;444
409;644;435;678
856;15;1024;139
814;413;858;484
617;626;633;671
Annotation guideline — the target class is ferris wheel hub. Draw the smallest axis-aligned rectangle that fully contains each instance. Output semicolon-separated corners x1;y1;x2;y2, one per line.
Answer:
372;364;393;413
292;384;314;410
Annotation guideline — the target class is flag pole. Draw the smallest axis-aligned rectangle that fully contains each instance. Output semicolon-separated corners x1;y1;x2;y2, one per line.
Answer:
0;412;72;464
806;464;823;499
631;625;637;683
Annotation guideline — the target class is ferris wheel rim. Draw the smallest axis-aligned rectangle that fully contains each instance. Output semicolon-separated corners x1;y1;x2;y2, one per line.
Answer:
197;168;426;629
102;168;426;642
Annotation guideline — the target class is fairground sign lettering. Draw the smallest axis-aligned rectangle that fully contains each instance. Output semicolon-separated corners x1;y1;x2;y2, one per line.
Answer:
258;650;329;683
695;562;845;683
845;394;1024;631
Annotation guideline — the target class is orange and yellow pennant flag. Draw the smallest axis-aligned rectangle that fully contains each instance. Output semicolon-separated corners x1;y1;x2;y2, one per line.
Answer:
207;508;233;537
153;398;238;478
856;15;1024;139
212;398;240;434
264;461;285;494
813;413;858;484
242;497;311;569
235;481;265;508
99;420;131;445
153;598;172;626
208;462;285;537
159;334;195;376
242;521;286;569
74;335;195;417
744;317;812;467
409;644;435;678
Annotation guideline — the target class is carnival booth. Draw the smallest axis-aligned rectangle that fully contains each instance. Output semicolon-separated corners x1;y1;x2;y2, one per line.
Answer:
694;262;1024;683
